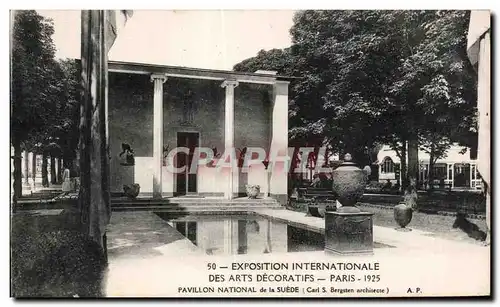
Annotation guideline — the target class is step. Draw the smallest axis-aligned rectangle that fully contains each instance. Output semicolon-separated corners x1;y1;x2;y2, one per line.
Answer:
111;199;279;206
112;202;280;208
303;194;335;198
112;204;283;212
305;192;334;196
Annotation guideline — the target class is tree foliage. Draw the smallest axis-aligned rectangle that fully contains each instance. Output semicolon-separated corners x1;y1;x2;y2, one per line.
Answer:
12;10;57;199
51;58;81;165
11;11;81;197
12;10;57;147
233;10;477;189
234;48;293;76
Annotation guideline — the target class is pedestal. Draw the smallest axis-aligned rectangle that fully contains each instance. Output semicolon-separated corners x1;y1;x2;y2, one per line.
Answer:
325;210;374;256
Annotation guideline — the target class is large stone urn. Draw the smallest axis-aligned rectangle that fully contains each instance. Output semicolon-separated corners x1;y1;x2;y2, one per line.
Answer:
331;153;368;213
246;185;260;199
394;202;413;231
325;153;374;256
123;183;140;199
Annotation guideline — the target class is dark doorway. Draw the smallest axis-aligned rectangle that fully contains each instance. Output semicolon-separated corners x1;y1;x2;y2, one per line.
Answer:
454;163;471;188
176;132;199;195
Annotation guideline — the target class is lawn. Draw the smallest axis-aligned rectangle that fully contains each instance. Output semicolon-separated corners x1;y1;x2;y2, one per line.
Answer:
288;200;487;246
358;204;487;245
10;209;106;297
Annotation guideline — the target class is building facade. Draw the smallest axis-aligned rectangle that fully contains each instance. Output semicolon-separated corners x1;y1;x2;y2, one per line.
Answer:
377;144;481;190
108;61;291;205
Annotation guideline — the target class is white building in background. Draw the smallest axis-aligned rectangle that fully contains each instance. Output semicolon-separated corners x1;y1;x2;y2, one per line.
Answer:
377;144;481;190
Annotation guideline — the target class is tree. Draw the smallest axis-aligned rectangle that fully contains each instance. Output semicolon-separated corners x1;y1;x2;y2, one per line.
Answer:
234;48;293;75
288;11;414;166
290;10;476;200
11;10;58;200
56;59;81;168
233;11;477;203
33;58;80;186
391;10;477;198
38;58;80;185
235;12;390;162
419;132;452;189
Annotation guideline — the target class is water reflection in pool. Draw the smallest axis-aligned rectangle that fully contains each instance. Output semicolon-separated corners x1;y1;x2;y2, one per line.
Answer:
155;213;325;255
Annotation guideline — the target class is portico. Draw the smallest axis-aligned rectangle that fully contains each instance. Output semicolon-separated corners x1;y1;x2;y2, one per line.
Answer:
108;61;291;205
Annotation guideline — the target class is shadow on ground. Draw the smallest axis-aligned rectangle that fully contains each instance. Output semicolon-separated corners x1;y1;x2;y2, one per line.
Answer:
452;213;487;241
356;204;487;245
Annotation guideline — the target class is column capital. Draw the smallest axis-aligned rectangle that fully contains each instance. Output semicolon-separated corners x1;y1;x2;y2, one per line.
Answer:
221;80;239;89
150;73;168;83
273;80;289;96
274;80;290;86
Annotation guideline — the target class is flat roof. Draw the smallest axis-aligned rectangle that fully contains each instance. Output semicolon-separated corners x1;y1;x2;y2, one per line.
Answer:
108;60;297;85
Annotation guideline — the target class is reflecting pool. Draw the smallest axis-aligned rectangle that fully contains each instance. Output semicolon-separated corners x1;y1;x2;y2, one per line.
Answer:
155;213;392;255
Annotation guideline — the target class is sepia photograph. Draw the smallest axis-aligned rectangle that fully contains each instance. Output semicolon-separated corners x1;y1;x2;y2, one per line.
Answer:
9;6;491;298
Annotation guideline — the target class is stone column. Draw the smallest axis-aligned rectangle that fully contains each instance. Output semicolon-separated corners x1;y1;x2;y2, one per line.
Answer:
269;81;289;205
151;74;167;199
221;80;238;199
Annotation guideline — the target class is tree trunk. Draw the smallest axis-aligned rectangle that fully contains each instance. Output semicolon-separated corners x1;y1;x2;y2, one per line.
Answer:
57;157;63;183
50;156;57;184
79;10;111;253
24;150;29;184
428;144;435;191
63;149;74;172
42;151;49;187
406;135;419;209
32;153;37;186
12;139;22;210
400;140;407;190
407;136;419;187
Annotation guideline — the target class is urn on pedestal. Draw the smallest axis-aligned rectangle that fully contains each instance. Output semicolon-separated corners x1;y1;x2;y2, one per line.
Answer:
331;153;368;213
325;153;374;256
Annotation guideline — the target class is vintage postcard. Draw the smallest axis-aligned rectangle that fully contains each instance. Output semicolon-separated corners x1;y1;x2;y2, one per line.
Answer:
10;9;491;298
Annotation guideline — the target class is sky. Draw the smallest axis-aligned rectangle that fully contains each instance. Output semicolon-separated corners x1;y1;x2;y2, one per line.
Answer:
37;10;295;70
